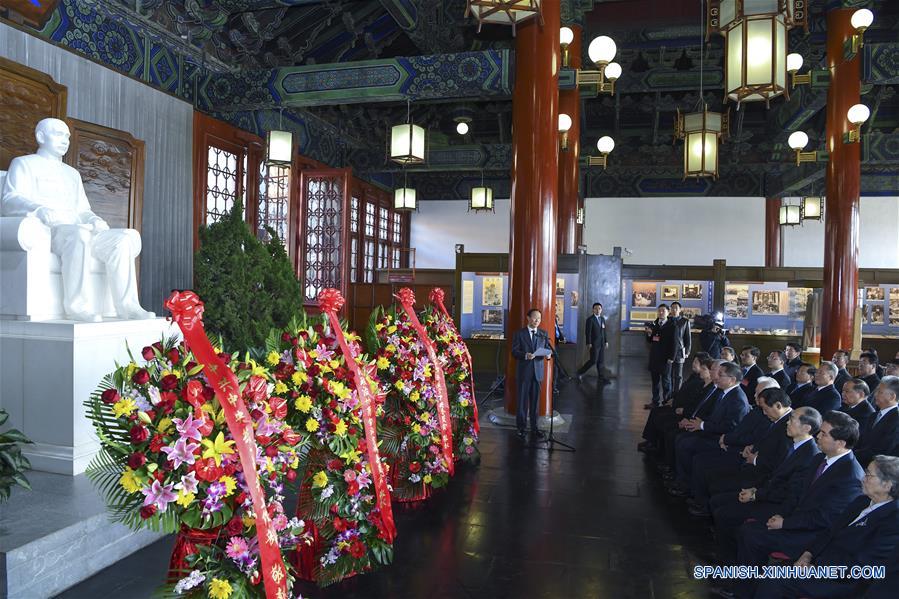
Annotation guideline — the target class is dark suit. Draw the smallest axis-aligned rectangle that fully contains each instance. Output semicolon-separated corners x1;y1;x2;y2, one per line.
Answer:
641;373;704;446
576;314;607;379
834;367;852;393
862;373;882;396
784;356;803;382
805;385;842;416
674;386;749;483
711;438;820;564
841;400;876;431
766;369;791;391
855;407;899;467
668;315;692;397
699;328;730;359
646;318;674;405
661;384;721;466
755;498;899;599
736;451;865;569
787;381;814;407
511;326;551;433
740;364;765;403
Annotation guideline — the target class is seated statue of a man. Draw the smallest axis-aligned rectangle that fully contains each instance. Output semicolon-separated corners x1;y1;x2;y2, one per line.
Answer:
1;118;155;321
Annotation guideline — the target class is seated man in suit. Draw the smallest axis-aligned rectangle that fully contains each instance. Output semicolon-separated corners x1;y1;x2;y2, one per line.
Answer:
786;363;816;407
805;361;843;416
657;359;723;471
687;386;794;516
886;361;899;378
764;350;791;390
721;346;738;366
833;349;852;393
668;361;750;493
710;406;822;566
754;455;899;599
511;308;553;440
639;353;709;453
783;342;804;382
855;377;899;468
675;377;779;501
734;411;864;572
859;352;882;404
840;378;875;429
739;346;765;403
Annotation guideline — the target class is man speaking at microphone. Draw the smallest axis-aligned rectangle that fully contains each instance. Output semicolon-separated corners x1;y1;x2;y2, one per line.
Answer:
511;308;553;440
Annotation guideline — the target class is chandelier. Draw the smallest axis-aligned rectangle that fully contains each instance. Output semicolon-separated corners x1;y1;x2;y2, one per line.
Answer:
465;0;542;34
707;0;807;106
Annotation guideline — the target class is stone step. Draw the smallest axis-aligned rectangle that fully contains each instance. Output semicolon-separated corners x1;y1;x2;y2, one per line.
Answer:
0;472;163;599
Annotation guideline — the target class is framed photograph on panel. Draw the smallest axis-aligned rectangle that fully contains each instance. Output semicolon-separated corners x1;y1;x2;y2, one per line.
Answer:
555;297;564;325
632;282;657;308
556;277;565;296
682;283;703;300
724;284;749;319
481;276;503;307
481;308;503;326
661;285;679;301
865;287;885;301
870;304;885;325
751;290;786;316
570;290;579;307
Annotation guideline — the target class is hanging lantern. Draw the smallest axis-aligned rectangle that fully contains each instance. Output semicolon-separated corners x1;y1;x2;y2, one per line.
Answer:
469;186;494;212
675;106;729;179
394;187;417;211
708;0;807;106
465;0;542;34
779;203;800;226
390;123;426;164
801;196;823;221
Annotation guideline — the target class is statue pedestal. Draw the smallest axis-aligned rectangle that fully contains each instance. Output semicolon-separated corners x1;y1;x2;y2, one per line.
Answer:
0;318;176;475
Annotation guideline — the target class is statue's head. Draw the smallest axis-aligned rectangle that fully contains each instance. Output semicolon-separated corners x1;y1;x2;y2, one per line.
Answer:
35;118;71;158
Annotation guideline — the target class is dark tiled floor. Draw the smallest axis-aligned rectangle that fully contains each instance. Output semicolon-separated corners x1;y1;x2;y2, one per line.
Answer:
57;357;716;598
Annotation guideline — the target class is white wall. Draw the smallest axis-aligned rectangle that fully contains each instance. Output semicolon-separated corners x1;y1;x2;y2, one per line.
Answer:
411;199;511;269
782;196;899;268
583;196;766;265
410;195;899;269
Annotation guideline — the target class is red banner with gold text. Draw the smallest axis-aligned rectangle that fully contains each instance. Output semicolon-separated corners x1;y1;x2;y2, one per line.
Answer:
164;291;288;599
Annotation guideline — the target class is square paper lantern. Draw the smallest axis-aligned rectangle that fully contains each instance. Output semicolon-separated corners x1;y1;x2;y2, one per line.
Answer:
394;187;417;211
801;196;823;221
779;204;800;226
676;108;728;179
469;186;494;212
390;123;426;164
266;130;293;166
466;0;542;33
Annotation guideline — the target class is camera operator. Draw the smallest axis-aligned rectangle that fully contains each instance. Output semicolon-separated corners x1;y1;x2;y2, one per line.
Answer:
699;316;730;359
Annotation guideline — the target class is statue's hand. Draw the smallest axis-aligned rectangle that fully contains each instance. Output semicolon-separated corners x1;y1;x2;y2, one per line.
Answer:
91;219;110;232
34;207;63;227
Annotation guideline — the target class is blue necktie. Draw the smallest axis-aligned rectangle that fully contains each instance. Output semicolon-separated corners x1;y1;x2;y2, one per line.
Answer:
873;411;884;427
692;388;722;418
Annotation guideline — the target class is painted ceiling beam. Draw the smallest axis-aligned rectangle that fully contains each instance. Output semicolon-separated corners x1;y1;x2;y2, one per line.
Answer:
198;49;512;110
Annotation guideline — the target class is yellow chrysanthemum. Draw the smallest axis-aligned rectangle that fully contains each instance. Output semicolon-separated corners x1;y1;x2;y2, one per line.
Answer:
176;490;195;507
460;398;469;407
219;475;237;497
423;474;432;484
312;470;328;488
119;467;142;493
411;423;421;434
376;357;390;370
394;380;405;391
157;417;173;434
291;371;308;385
385;344;397;353
295;395;313;413
409;390;420;403
112;398;137;419
274;382;288;395
209;578;233;599
334;420;347;436
308;349;319;359
305;417;319;432
266;351;281;365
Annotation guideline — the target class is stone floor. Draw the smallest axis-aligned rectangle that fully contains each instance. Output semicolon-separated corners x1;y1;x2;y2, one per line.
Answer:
56;357;717;598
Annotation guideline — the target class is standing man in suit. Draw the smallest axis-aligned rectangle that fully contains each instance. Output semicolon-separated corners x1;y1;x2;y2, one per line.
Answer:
840;379;876;428
739;346;765;402
576;302;608;383
806;361;843;416
784;342;804;381
667;301;693;399
833;349;852;393
855;377;899;468
645;304;674;409
764;350;792;390
511;308;552;440
860;352;882;401
753;456;899;599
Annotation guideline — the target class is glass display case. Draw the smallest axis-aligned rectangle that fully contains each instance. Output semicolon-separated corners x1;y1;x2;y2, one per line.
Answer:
622;279;714;331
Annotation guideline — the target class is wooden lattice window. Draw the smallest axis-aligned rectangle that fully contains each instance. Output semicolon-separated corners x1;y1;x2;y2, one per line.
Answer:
349;196;360;283
205;146;242;225
258;162;291;244
298;169;348;304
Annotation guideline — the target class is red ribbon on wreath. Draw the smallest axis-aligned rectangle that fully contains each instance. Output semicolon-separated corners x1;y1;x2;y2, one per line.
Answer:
394;288;455;476
167;525;220;582
164;291;289;599
428;287;480;435
317;288;396;542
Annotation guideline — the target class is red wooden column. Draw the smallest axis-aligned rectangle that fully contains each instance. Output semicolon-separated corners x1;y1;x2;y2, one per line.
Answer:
765;197;783;267
821;8;862;357
505;7;561;418
557;25;582;255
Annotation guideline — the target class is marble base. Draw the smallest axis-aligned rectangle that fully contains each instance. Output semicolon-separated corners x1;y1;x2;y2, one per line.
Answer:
486;408;571;433
0;318;176;475
0;472;165;598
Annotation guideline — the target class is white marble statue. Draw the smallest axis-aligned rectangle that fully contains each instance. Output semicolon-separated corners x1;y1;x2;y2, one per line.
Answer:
1;118;154;321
